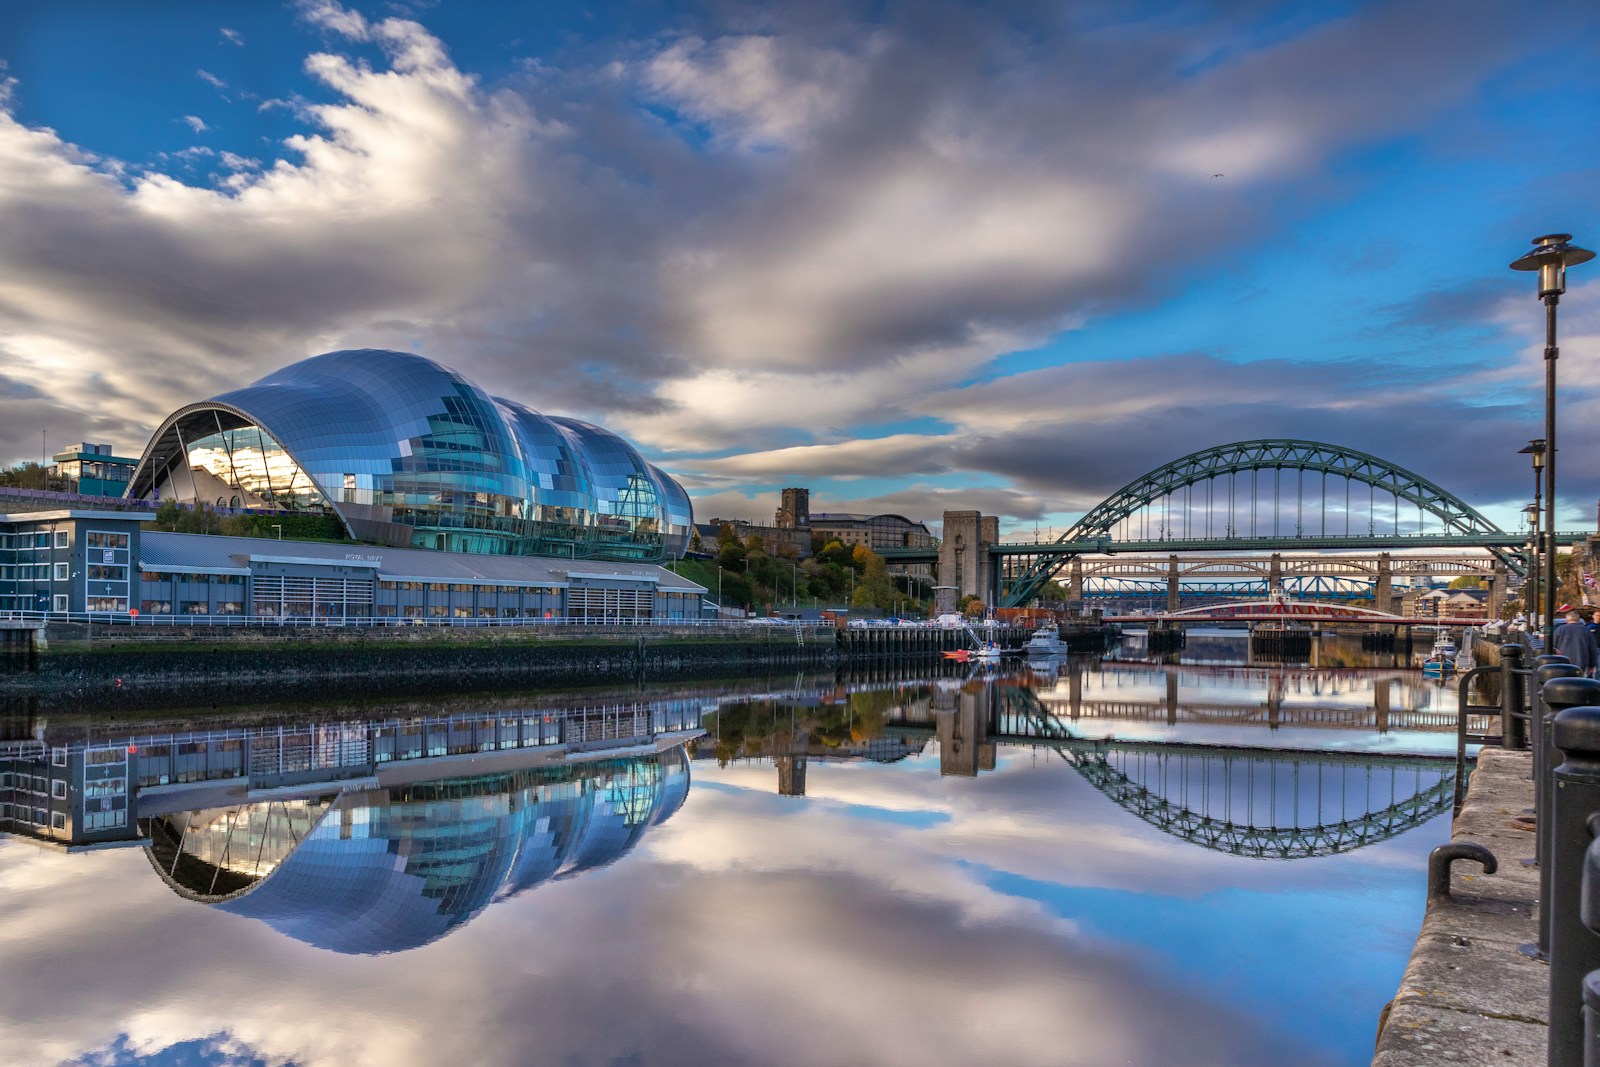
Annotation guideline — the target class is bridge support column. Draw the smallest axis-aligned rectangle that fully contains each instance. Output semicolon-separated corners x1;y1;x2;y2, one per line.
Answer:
1488;565;1506;618
1069;557;1084;604
1167;555;1180;613
1166;670;1178;726
1375;679;1391;733
1269;553;1283;598
938;511;998;610
1376;553;1393;612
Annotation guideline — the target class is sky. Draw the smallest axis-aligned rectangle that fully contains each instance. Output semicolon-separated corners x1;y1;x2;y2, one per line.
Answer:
0;0;1597;536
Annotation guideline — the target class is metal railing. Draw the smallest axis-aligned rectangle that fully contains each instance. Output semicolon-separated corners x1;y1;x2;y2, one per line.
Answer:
0;608;838;638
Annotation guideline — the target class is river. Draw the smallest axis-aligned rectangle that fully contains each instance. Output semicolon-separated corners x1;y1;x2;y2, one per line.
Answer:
0;629;1461;1066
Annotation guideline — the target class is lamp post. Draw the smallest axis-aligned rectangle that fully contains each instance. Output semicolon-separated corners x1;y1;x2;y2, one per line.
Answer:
271;524;283;541
1526;502;1542;621
1520;441;1545;624
1511;234;1594;647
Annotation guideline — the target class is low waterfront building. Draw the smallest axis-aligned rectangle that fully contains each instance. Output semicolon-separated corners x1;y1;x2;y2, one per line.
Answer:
1;509;705;621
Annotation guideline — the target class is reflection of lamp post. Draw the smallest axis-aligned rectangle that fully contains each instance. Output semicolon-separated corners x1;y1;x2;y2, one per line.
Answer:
1511;234;1593;646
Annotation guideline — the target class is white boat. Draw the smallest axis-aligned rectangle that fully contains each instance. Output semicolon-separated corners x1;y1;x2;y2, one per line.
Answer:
973;641;1004;662
1024;625;1067;656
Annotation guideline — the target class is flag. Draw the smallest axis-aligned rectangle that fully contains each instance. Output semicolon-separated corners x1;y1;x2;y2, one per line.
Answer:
1583;571;1598;592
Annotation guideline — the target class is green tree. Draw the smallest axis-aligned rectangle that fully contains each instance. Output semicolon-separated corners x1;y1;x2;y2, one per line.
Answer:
1447;576;1483;589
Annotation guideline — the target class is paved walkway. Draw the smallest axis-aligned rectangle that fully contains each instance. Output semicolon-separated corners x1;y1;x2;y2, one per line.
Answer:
1373;748;1546;1064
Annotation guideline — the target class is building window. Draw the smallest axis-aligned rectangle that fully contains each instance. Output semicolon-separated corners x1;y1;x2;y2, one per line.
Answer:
52;748;66;767
51;812;66;831
183;602;209;615
51;780;66;799
53;562;68;581
141;600;173;614
86;597;127;612
52;595;68;612
86;532;129;549
53;531;68;549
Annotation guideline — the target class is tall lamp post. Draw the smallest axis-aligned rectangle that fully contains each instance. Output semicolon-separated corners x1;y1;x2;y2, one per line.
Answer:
1525;502;1541;622
1511;234;1593;647
1519;441;1545;624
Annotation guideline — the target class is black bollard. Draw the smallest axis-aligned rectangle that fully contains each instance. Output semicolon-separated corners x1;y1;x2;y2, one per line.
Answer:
1546;706;1600;1067
1502;643;1529;750
1527;675;1600;960
1539;654;1575;667
1583;827;1600;1066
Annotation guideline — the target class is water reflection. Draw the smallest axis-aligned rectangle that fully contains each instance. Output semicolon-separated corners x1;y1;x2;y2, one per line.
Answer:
0;657;1458;1067
2;699;700;953
708;664;1456;859
147;749;689;954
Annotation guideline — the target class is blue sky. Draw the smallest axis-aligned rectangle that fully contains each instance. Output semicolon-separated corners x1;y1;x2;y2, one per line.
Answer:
0;0;1596;534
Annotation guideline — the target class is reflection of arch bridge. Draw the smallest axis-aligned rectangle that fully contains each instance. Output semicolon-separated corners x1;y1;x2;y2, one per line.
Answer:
884;683;1454;859
883;440;1568;608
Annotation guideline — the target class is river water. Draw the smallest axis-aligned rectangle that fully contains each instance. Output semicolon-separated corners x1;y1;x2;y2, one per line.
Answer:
0;629;1464;1067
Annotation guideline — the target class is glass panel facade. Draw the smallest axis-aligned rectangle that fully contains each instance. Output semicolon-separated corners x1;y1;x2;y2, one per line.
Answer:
127;350;693;562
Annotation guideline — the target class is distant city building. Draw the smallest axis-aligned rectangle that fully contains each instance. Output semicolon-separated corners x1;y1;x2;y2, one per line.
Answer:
776;487;810;529
125;349;692;562
703;487;935;561
49;443;138;498
807;511;936;552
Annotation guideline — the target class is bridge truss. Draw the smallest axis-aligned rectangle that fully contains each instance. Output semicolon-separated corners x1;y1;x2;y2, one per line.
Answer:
995;439;1537;607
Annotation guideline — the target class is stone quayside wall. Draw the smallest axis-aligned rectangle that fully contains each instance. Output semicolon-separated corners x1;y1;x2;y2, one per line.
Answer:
3;623;1060;694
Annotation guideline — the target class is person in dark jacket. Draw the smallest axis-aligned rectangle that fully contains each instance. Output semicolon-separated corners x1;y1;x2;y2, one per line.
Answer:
1554;610;1599;675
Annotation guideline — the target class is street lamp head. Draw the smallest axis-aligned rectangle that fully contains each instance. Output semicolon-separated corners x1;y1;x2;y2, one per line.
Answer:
1519;438;1547;470
1510;233;1595;299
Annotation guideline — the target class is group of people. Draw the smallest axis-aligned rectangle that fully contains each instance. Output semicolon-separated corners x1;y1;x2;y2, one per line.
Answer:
1552;608;1600;676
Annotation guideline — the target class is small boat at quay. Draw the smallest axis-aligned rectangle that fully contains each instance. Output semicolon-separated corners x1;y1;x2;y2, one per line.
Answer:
1024;625;1067;656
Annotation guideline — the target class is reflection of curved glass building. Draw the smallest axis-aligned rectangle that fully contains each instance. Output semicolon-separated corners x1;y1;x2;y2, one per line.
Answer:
145;747;691;954
127;350;692;561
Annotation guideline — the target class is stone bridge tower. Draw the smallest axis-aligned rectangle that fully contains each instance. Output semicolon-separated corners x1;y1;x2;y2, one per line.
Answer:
938;511;998;613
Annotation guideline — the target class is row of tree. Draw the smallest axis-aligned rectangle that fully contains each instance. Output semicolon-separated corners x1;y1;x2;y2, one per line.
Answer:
683;524;936;615
0;462;71;492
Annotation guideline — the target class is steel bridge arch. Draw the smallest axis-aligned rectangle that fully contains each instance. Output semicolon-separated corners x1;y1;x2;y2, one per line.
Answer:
1007;439;1513;606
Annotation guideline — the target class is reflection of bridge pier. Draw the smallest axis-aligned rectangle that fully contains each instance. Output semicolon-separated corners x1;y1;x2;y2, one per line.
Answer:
1166;671;1178;726
1375;678;1390;734
935;687;995;777
775;730;810;796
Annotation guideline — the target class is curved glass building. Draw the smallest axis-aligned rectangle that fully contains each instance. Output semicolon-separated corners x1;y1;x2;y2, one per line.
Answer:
127;350;692;561
144;747;691;954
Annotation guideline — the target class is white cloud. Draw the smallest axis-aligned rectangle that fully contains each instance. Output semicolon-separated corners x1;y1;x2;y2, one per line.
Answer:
181;114;208;133
220;27;245;46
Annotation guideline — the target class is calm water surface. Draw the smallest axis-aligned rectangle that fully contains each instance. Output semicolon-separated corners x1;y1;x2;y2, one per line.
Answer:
0;631;1464;1067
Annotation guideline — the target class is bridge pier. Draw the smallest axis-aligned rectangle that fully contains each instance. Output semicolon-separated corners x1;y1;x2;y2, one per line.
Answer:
1069;557;1084;604
1376;553;1393;612
939;511;998;609
1269;553;1283;597
1167;555;1180;612
1488;565;1506;618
